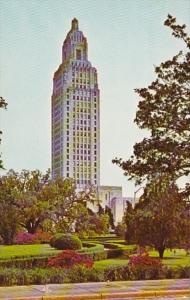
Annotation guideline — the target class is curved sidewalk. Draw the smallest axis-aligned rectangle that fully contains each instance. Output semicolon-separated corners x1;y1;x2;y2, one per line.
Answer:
0;278;189;299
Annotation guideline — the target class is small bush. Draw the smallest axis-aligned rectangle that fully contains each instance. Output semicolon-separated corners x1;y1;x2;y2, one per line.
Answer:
129;252;162;280
15;232;35;245
48;250;93;269
68;265;104;283
104;265;131;281
32;231;52;244
50;234;82;250
15;231;52;245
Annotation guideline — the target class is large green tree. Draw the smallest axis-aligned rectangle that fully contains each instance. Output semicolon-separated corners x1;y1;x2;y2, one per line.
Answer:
113;15;190;187
0;169;51;235
113;16;190;257
123;176;189;258
0;171;21;244
0;169;94;238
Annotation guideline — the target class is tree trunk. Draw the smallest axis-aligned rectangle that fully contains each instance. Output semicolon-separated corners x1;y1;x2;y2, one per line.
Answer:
158;246;165;258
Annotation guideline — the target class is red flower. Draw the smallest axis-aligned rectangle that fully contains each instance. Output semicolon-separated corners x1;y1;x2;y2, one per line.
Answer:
48;250;93;269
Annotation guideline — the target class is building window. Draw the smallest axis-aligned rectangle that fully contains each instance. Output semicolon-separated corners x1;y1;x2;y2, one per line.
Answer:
76;49;82;60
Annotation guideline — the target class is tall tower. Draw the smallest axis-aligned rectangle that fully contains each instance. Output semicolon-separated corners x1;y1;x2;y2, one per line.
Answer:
51;19;100;190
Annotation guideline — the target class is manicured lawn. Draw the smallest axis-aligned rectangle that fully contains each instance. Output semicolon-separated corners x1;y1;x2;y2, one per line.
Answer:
94;258;129;270
0;244;60;260
149;249;190;268
0;242;189;271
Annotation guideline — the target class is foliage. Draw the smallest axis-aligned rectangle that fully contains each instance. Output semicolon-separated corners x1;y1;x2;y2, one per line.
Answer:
0;174;21;244
115;223;126;238
79;242;107;261
0;169;51;237
0;264;189;286
15;231;52;245
129;251;162;268
123;176;189;258
88;214;110;235
97;205;115;229
113;16;190;257
15;232;36;245
104;265;130;281
0;169;95;242
50;234;82;250
75;205;111;237
0;256;49;269
113;15;190;188
48;250;93;269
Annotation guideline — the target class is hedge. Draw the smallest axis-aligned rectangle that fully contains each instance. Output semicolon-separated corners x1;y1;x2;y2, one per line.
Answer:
0;265;189;286
0;242;106;269
0;256;49;269
79;242;107;261
0;266;104;286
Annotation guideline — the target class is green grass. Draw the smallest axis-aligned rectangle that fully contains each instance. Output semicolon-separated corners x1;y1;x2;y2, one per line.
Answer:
0;241;189;271
94;258;129;270
0;244;60;260
149;249;190;268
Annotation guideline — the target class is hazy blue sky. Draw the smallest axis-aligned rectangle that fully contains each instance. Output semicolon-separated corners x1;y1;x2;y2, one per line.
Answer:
0;0;190;196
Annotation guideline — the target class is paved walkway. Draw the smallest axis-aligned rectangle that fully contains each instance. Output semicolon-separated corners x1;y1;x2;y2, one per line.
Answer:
0;279;189;299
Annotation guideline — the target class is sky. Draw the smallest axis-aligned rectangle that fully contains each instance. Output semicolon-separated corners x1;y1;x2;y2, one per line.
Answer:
0;0;190;196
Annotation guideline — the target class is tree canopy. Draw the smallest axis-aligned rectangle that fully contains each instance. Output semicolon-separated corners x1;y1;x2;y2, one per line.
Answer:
113;15;190;257
0;169;105;244
113;15;190;188
123;175;189;258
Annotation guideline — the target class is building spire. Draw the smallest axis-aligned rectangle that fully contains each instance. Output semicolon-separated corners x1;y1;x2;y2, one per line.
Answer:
71;18;79;30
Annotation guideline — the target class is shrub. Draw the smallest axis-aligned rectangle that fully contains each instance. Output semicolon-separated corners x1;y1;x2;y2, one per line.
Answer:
80;242;107;261
68;265;104;283
15;231;52;245
48;250;93;269
15;232;35;245
0;256;49;269
129;252;162;280
107;249;124;258
115;223;126;238
32;231;52;244
0;268;68;286
50;234;82;250
104;265;131;281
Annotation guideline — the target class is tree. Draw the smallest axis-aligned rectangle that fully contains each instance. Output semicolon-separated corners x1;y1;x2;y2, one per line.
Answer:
47;179;96;233
0;96;8;169
0;169;96;240
89;213;109;235
124;176;189;258
115;223;126;238
0;172;21;244
113;15;190;189
0;169;51;234
105;205;115;229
